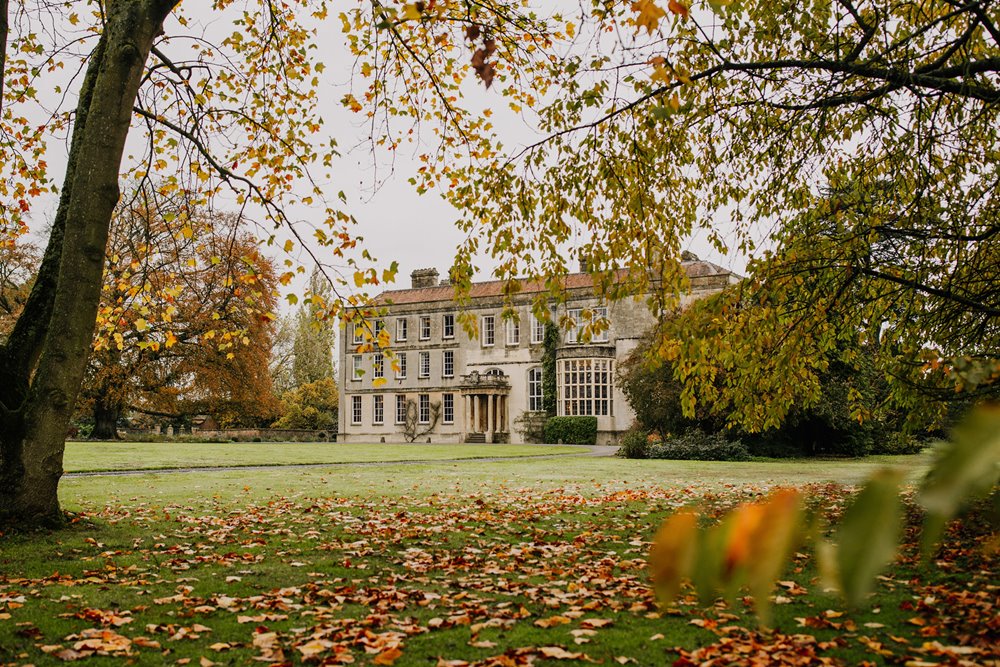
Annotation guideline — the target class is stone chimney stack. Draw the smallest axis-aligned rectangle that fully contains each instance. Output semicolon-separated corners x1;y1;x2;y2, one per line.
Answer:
410;268;440;288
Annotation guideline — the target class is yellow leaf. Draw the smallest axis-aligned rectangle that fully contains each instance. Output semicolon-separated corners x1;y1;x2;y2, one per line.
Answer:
165;331;178;348
402;3;423;21
284;239;294;253
135;318;148;332
631;0;667;35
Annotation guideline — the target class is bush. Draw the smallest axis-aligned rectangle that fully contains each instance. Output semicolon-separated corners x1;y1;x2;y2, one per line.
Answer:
871;431;927;455
543;416;598;445
617;428;650;459
648;429;750;461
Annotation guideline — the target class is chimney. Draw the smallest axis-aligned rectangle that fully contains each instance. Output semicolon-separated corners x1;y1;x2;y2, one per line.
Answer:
410;268;440;289
579;257;590;273
681;250;700;262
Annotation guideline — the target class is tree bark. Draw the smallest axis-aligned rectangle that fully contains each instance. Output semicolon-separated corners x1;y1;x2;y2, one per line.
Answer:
90;395;122;441
0;0;180;526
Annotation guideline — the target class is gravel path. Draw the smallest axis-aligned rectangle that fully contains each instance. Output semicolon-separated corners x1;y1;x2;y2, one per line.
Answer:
64;445;618;478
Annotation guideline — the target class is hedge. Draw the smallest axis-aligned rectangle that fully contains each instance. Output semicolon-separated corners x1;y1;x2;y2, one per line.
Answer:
543;416;598;445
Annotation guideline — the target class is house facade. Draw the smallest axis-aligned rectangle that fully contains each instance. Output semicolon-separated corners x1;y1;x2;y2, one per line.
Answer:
336;259;736;445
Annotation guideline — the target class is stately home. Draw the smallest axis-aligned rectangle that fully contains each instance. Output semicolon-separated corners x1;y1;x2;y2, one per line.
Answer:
337;259;737;445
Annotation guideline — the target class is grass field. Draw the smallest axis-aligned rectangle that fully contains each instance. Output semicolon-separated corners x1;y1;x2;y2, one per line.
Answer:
2;448;994;666
61;442;582;473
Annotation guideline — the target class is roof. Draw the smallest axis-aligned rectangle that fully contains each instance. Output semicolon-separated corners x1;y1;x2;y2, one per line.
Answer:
377;260;734;306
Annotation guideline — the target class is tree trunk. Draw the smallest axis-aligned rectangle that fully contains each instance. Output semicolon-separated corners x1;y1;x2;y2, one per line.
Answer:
0;0;180;527
91;397;122;441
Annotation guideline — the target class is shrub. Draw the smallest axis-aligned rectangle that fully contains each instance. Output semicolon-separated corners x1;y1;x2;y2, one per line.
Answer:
543;416;598;445
648;429;751;461
617;428;649;459
871;431;927;455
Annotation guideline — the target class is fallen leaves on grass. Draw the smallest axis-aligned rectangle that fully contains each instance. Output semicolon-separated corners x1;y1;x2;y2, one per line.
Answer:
0;484;995;666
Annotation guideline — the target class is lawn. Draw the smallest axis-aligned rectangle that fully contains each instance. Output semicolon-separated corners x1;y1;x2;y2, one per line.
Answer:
1;450;994;666
62;442;582;473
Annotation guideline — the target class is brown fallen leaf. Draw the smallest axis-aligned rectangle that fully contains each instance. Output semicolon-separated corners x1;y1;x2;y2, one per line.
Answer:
539;646;585;660
534;615;572;628
373;647;403;665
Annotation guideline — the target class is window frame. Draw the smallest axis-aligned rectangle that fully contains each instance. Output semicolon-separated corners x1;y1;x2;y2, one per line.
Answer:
506;318;520;346
395;317;408;342
418;394;430;424
418;351;430;378
442;349;454;378
395;395;407;424
530;313;545;345
443;313;455;339
482;315;495;347
373;395;384;424
528;367;543;412
373;352;384;379
352;323;365;345
443;393;454;424
396;352;407;379
419;315;431;341
351;395;362;425
558;358;612;417
351;354;363;381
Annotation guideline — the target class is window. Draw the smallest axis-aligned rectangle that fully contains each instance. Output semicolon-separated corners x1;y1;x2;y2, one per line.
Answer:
351;354;363;381
374;320;385;341
443;313;455;339
506;319;520;346
396;395;407;424
396;352;407;379
351;395;362;424
373;395;384;424
592;307;609;342
352;323;364;345
559;358;612;417
482;315;495;347
373;352;384;379
528;367;543;412
419;351;430;378
567;307;609;344
530;314;545;345
419;315;431;340
567;309;582;343
418;394;430;424
443;393;454;423
396;317;408;342
442;350;454;378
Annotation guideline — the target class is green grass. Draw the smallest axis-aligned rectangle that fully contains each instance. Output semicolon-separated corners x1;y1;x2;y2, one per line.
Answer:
2;450;992;667
59;449;934;508
62;441;582;472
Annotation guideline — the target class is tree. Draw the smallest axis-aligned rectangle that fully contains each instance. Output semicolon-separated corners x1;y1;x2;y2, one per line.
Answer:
78;184;280;438
291;270;336;388
0;2;375;526
345;0;1000;431
272;377;338;431
0;240;37;341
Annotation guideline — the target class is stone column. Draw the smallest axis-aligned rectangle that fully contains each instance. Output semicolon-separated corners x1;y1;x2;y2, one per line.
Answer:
502;396;507;433
486;394;494;443
464;395;471;437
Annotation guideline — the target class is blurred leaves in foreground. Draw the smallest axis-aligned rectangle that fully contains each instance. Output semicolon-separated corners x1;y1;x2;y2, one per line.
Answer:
649;405;1000;619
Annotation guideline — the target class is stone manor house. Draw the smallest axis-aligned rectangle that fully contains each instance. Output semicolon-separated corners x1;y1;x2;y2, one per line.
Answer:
336;259;736;445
